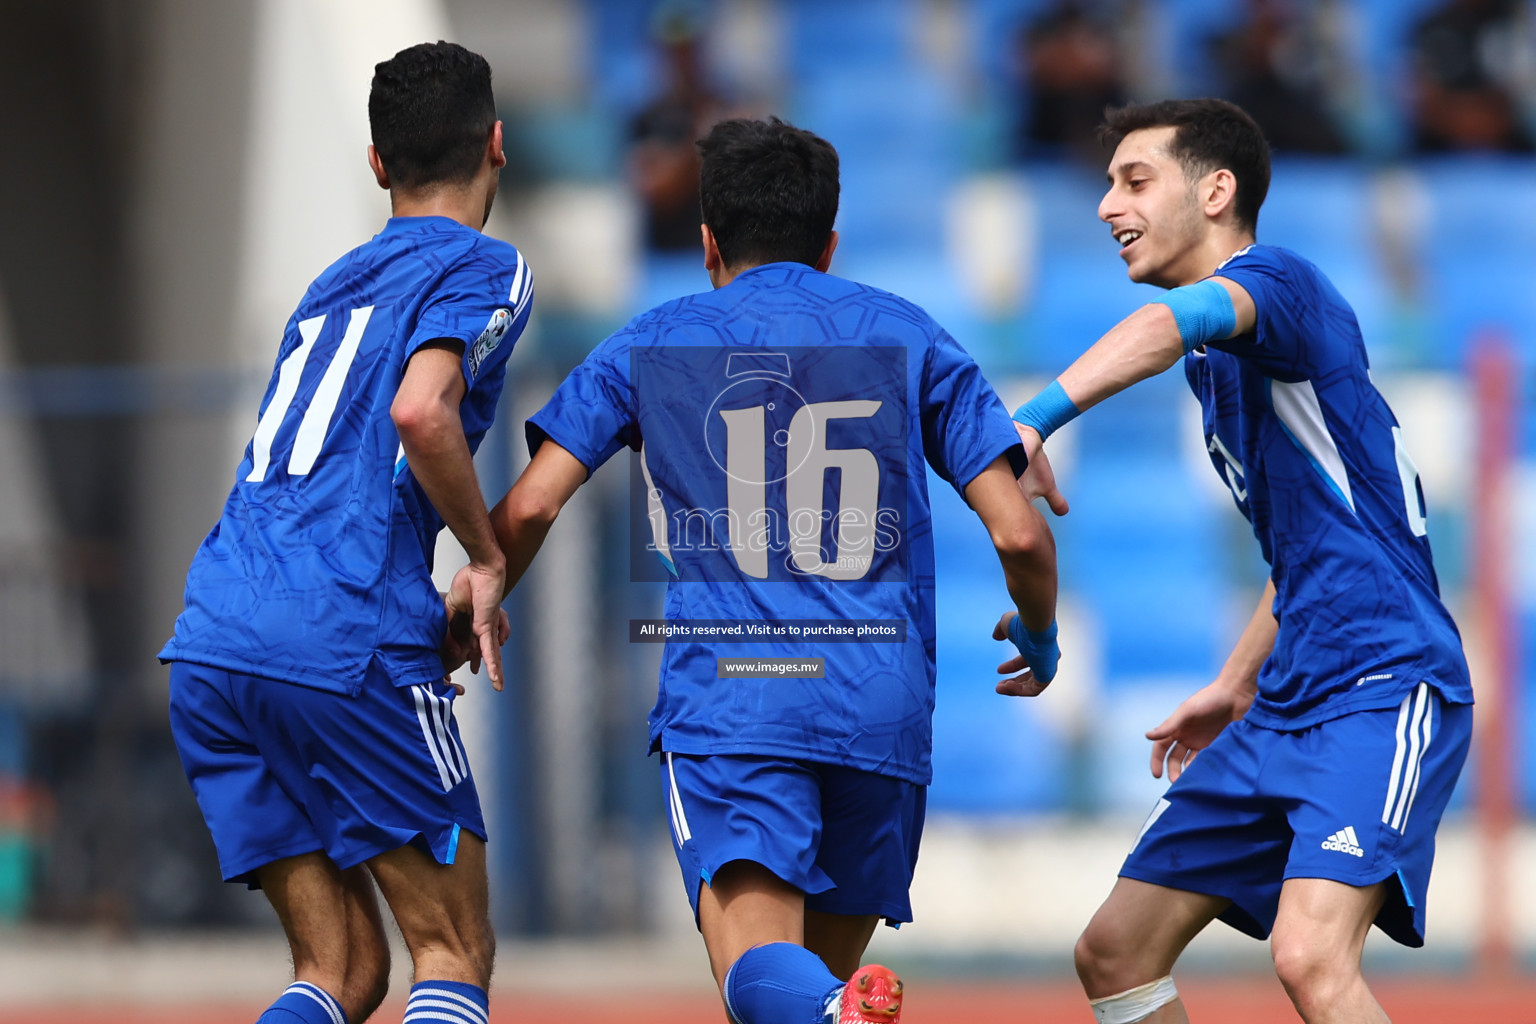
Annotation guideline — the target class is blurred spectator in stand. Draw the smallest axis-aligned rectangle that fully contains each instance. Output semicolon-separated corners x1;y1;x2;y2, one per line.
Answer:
628;6;728;252
1014;1;1128;160
1409;0;1536;152
1208;0;1350;154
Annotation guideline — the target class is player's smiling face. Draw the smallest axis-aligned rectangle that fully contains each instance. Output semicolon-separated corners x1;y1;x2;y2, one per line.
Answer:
1098;126;1210;289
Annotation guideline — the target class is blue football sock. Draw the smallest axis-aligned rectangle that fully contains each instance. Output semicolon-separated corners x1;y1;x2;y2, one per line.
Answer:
723;943;844;1024
404;979;488;1024
256;981;348;1024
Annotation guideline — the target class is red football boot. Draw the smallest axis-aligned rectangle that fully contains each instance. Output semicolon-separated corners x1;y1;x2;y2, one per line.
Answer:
836;963;903;1022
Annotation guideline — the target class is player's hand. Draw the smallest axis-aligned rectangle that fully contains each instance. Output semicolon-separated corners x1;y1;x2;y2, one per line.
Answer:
992;611;1059;697
1014;424;1068;516
1146;681;1254;782
445;561;511;690
442;602;510;681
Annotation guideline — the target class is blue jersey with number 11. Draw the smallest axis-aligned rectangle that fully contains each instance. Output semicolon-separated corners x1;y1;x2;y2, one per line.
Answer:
161;216;532;695
527;262;1023;784
1193;244;1472;728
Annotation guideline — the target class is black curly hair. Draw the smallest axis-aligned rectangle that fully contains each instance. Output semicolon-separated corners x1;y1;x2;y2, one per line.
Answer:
368;41;496;190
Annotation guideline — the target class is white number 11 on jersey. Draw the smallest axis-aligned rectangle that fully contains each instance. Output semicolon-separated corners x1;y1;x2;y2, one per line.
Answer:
246;306;374;482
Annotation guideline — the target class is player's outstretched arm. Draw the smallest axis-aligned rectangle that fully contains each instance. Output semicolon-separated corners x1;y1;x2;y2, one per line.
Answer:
962;456;1060;695
393;341;507;687
487;440;590;599
1013;277;1257;449
1146;578;1275;781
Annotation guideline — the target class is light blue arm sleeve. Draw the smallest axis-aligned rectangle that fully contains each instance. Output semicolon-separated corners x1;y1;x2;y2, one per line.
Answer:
1153;279;1236;353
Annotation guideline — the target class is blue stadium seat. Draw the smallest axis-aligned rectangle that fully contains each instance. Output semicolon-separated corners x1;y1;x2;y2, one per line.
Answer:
927;469;1068;812
1417;159;1536;366
583;0;668;112
782;0;919;80
1063;457;1227;681
1262;160;1393;350
1151;0;1249;95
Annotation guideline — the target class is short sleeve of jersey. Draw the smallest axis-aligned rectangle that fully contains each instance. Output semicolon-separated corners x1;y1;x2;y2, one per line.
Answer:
408;247;533;389
921;327;1026;493
1207;245;1334;379
525;331;639;472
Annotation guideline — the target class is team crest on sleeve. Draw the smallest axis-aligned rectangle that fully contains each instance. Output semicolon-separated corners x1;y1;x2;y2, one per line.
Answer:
469;307;513;377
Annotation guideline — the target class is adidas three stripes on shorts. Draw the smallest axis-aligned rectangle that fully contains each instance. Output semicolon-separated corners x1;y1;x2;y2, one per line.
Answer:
1120;683;1472;946
168;660;486;886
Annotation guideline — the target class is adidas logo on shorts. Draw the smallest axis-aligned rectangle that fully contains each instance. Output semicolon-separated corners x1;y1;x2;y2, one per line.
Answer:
1321;826;1364;858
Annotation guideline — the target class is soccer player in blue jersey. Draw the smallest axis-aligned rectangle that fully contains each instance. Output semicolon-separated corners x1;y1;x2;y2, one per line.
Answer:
160;43;528;1024
1010;99;1474;1024
451;117;1060;1024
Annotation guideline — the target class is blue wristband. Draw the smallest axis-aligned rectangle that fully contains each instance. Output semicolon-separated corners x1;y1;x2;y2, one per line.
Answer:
1154;279;1236;354
1011;380;1080;443
1007;615;1060;684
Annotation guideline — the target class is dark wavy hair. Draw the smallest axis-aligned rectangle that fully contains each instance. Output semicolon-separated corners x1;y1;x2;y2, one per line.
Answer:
1100;99;1271;231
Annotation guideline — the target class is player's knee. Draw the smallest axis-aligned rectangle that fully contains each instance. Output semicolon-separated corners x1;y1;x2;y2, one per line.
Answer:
1074;919;1141;994
1270;935;1354;1008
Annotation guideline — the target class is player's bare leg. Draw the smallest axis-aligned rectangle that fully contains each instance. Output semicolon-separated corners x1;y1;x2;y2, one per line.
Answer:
805;909;880;981
697;859;805;987
1271;878;1390;1024
258;852;392;1021
1075;878;1229;1023
367;833;494;988
806;911;902;1023
698;860;900;1022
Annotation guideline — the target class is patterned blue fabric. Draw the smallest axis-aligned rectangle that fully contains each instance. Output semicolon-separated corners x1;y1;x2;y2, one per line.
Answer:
527;262;1023;783
168;661;484;884
1122;688;1472;946
1193;244;1472;728
162;216;531;693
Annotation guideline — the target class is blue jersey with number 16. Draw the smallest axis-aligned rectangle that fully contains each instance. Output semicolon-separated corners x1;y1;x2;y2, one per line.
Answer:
161;216;532;695
527;262;1023;784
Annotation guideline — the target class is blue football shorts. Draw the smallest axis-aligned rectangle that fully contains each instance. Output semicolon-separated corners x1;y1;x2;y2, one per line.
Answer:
660;752;926;926
1121;683;1471;946
168;660;485;886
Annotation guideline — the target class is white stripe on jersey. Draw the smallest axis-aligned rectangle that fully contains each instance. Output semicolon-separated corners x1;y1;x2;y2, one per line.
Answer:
430;689;470;781
1382;684;1431;832
248;314;325;482
289;305;373;476
511;260;533;324
429;690;467;785
1397;687;1434;832
666;753;692;843
1131;797;1171;853
1380;691;1413;827
508;251;526;305
413;686;459;791
1271;378;1355;512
